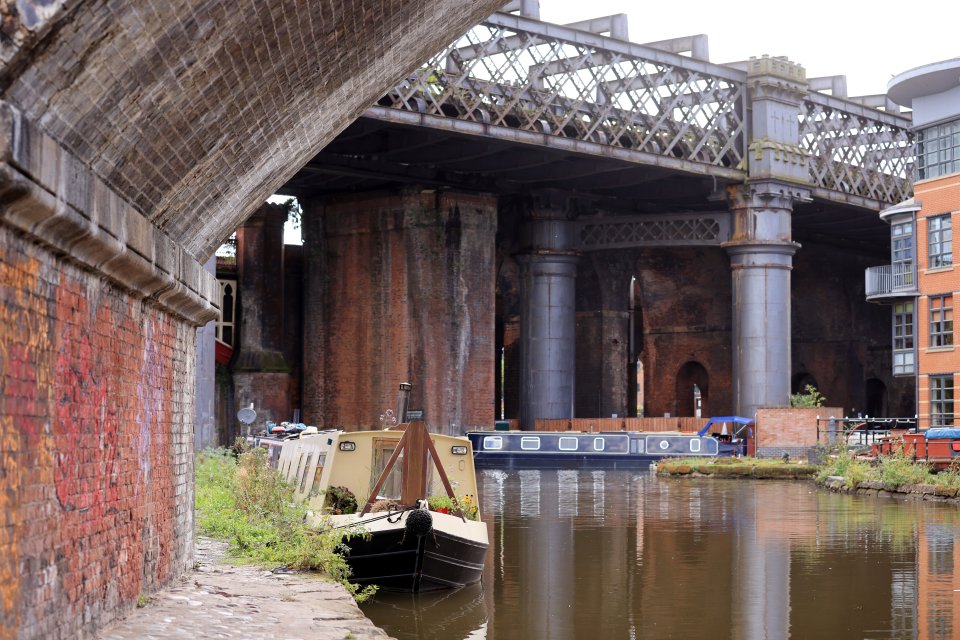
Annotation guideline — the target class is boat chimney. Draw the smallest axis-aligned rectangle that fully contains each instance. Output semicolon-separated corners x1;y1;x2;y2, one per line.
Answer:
396;382;412;423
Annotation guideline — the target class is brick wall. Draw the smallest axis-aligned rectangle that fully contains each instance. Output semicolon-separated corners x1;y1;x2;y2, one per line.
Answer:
914;173;960;427
303;191;497;434
0;225;194;638
756;406;843;458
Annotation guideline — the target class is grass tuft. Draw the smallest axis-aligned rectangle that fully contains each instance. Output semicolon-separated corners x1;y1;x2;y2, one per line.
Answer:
195;448;376;602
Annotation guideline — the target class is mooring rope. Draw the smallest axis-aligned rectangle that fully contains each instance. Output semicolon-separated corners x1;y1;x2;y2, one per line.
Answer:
322;504;419;531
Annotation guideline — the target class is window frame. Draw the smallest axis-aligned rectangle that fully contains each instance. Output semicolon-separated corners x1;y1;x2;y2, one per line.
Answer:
520;436;541;451
891;220;914;289
930;374;954;428
482;436;503;450
893;301;915;376
918;119;960;180
928;214;953;269
929;294;954;348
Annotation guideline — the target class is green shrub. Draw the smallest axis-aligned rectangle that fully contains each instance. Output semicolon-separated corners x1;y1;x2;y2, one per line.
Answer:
879;450;933;488
815;449;874;488
790;384;826;408
195;448;376;602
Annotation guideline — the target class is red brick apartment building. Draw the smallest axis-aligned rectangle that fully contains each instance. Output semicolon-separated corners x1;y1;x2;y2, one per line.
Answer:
867;59;960;428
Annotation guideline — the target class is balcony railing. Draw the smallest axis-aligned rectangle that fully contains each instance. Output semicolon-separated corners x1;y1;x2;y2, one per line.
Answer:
865;263;916;298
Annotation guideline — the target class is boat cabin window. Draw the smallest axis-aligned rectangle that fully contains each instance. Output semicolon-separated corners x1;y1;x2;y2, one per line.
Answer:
310;452;326;496
690;438;701;453
371;439;404;500
483;436;503;450
299;453;313;493
559;437;578;451
594;437;605;451
520;436;541;450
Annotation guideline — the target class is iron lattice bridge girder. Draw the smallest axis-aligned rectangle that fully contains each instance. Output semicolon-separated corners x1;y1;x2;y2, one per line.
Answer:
373;12;915;208
800;93;914;207
377;13;747;177
578;213;731;250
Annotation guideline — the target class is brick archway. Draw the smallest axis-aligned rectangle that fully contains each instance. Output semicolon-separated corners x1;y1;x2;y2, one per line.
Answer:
3;0;504;261
0;2;505;637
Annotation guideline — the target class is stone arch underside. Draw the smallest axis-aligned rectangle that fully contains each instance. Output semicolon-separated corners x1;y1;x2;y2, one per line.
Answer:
1;0;506;262
0;2;507;637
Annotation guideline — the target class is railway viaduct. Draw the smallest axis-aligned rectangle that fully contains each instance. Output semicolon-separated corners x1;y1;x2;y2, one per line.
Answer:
0;1;505;637
226;6;916;439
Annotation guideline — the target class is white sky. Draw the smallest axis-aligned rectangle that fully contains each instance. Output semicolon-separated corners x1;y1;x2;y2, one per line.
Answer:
539;0;957;98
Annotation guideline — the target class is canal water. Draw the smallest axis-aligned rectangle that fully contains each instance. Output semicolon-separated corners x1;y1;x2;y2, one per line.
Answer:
359;469;960;639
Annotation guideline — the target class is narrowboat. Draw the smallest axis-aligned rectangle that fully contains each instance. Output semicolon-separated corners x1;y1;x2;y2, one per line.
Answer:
466;416;752;468
276;420;489;592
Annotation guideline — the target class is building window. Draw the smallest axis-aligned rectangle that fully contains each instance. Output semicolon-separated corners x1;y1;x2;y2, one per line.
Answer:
928;215;953;268
217;280;237;346
891;221;914;289
929;295;954;347
893;301;915;376
918;119;960;180
930;375;954;428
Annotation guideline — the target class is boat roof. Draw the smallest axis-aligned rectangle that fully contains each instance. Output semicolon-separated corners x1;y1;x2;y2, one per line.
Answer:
697;416;753;436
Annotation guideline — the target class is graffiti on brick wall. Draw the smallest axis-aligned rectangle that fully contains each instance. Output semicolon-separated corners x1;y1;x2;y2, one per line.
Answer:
0;249;55;639
0;229;189;637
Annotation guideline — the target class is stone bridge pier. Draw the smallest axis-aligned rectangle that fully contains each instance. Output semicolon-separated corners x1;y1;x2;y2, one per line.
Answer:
300;190;498;435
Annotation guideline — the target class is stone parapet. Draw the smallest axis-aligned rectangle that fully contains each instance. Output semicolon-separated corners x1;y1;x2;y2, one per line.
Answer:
0;102;218;326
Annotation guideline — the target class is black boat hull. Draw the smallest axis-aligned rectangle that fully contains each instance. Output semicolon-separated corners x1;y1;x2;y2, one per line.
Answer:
343;524;487;592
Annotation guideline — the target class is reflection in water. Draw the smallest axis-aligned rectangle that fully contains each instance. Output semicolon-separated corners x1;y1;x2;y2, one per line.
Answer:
361;470;960;640
359;583;487;640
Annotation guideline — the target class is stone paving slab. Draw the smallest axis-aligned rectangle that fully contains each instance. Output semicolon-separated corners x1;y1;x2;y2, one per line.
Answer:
97;537;394;640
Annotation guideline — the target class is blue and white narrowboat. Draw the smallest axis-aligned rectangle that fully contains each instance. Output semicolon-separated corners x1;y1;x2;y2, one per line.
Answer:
466;417;752;468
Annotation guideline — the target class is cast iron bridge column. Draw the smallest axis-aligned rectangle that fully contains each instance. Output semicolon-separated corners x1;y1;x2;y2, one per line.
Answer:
724;56;812;419
517;198;579;430
725;183;805;420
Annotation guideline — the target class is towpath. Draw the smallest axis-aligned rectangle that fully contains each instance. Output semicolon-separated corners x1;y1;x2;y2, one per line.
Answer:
97;537;394;640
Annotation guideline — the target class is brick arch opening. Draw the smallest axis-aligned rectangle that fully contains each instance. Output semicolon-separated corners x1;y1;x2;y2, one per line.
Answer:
792;372;820;395
865;378;888;417
676;361;709;418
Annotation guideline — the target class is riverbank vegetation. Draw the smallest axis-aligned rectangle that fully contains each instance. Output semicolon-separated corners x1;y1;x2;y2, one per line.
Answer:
816;449;960;491
659;448;960;494
195;448;376;601
657;457;817;478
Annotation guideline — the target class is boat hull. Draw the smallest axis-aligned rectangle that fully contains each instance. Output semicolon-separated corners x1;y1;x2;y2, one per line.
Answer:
332;511;488;592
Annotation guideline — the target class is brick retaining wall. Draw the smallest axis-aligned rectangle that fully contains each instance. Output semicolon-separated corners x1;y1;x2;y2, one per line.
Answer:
0;226;194;638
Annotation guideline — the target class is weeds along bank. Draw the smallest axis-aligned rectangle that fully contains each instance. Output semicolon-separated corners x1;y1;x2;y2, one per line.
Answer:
194;448;376;601
816;450;960;501
658;451;960;504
